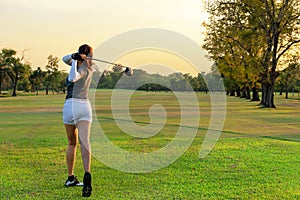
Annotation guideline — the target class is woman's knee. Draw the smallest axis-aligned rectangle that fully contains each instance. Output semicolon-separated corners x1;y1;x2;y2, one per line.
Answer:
65;124;78;146
68;139;77;146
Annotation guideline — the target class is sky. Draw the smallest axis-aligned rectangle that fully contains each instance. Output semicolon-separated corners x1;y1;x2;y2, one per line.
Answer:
0;0;212;76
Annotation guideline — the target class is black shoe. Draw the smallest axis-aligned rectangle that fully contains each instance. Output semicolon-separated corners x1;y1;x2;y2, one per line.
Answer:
82;172;92;197
65;175;80;187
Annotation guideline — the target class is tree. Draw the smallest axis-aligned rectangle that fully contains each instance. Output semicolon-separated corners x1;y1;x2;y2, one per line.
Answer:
17;64;31;92
45;55;60;95
29;67;46;95
203;0;262;100
12;49;31;96
0;49;15;94
0;48;31;96
197;72;208;93
277;59;300;98
189;76;201;92
11;58;28;96
203;0;300;107
242;0;300;107
58;71;68;94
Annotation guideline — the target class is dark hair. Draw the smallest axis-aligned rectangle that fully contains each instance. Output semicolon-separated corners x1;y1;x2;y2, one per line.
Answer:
78;44;92;56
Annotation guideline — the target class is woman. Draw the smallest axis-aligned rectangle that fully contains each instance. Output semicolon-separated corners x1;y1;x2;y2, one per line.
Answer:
62;44;93;197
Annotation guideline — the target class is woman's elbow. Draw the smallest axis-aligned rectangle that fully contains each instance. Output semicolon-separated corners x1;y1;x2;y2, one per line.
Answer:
68;77;76;82
62;55;72;66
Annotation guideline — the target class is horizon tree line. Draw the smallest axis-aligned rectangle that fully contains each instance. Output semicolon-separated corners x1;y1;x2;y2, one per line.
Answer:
0;45;299;101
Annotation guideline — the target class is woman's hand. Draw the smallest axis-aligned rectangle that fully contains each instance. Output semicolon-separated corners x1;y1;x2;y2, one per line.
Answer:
72;53;86;61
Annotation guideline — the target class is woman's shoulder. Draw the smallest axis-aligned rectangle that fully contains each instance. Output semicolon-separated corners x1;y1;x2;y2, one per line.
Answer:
78;62;93;77
78;62;92;71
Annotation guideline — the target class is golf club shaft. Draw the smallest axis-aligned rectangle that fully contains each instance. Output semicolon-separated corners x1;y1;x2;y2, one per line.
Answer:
87;57;127;69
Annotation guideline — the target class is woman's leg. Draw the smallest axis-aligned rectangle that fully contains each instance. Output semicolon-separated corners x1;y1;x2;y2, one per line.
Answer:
76;120;91;173
76;120;92;197
64;124;78;176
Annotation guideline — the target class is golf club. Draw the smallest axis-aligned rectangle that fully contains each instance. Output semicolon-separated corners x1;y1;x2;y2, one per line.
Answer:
86;56;133;76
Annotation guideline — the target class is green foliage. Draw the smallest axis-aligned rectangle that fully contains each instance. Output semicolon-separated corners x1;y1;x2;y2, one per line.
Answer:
0;47;216;96
44;55;61;95
97;68;213;92
17;63;32;92
29;67;46;95
276;59;300;98
0;49;16;93
203;0;300;107
0;48;33;96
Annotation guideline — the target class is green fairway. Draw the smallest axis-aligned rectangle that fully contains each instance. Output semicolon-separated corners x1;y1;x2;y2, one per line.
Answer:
0;91;300;199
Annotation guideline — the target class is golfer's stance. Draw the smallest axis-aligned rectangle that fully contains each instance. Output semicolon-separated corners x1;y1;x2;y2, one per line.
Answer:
62;44;93;197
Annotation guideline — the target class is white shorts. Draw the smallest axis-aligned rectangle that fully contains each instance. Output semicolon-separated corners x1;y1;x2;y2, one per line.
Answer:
63;98;92;125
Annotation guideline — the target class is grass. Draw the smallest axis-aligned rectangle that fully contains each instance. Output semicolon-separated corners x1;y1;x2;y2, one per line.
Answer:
0;91;300;199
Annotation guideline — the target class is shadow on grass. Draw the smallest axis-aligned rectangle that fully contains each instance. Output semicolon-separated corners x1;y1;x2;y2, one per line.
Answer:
97;116;300;143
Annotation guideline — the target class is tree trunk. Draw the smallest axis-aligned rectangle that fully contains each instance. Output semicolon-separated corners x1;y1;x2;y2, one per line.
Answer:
271;92;275;108
260;83;267;105
12;71;18;96
246;86;251;99
279;86;283;95
52;81;54;94
240;86;246;98
30;85;34;93
230;90;235;96
285;88;288;99
46;85;49;95
0;74;2;94
236;87;241;97
264;83;276;108
251;86;260;101
266;84;271;107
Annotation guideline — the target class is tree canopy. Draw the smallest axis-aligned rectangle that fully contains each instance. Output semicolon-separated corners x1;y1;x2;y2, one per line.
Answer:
203;0;300;107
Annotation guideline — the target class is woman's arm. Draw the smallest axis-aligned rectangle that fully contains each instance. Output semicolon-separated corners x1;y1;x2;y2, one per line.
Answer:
68;60;83;82
62;54;73;66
